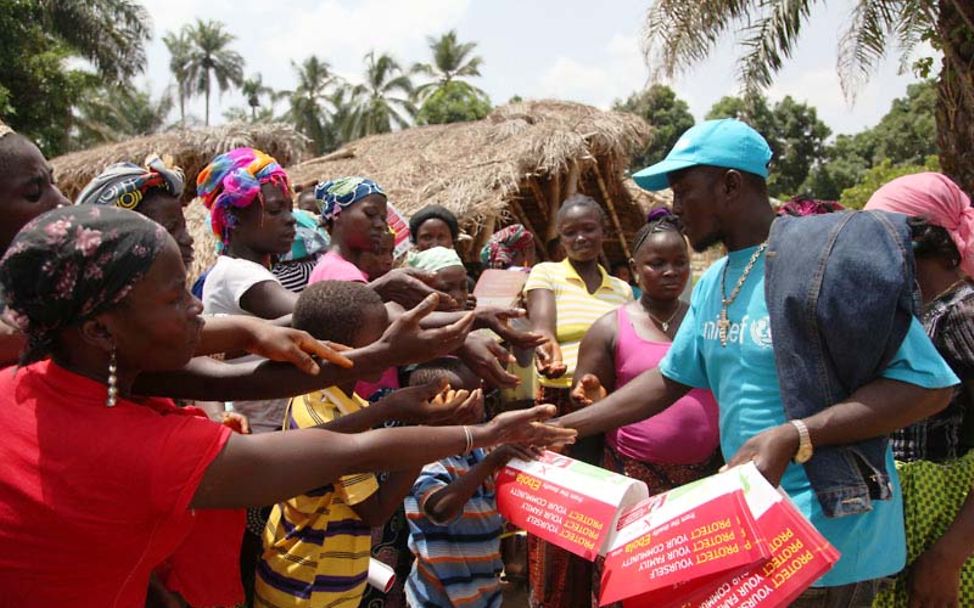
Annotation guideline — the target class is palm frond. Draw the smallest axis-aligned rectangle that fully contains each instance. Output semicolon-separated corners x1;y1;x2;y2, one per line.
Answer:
643;0;757;80
837;0;899;101
738;0;815;94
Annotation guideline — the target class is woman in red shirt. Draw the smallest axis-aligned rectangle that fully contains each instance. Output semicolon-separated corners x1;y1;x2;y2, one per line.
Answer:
0;205;575;608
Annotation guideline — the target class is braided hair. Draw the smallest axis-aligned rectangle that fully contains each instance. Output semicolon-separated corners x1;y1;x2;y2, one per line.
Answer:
631;207;682;258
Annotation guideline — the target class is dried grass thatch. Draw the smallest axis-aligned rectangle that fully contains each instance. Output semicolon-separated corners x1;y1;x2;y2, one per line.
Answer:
51;122;308;203
288;100;651;263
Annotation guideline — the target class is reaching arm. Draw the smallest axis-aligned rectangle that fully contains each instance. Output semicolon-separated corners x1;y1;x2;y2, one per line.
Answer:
570;311;618;407
195;314;352;375
422;446;524;524
352;468;422;527
526;288;566;378
133;294;475;401
238;280;299;320
726;378;954;486
190;404;577;509
555;367;691;438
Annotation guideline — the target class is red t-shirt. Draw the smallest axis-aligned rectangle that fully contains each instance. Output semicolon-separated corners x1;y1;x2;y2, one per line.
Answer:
0;360;232;608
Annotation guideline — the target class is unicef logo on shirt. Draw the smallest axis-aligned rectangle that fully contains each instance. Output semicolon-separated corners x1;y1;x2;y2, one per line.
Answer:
749;316;773;348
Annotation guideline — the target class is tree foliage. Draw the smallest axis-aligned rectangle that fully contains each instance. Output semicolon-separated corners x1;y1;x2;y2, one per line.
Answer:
0;0;151;156
281;56;339;153
71;83;173;150
182;19;244;126
839;155;941;209
613;84;695;170
345;51;416;140
414;30;486;102
417;80;491;125
706;93;830;197
801;80;939;199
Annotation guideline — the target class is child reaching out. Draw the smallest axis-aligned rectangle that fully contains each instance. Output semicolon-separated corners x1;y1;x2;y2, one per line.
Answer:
405;359;531;608
255;282;483;608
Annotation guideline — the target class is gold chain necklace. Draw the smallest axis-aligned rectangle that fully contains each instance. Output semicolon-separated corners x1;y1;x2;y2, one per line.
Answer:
718;243;767;346
647;304;682;332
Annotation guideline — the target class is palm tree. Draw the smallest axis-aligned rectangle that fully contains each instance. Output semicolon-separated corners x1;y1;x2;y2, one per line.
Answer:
72;83;173;149
183;19;244;126
413;30;486;102
241;74;275;121
642;0;974;193
36;0;150;81
280;56;339;153
346;51;416;140
162;30;193;127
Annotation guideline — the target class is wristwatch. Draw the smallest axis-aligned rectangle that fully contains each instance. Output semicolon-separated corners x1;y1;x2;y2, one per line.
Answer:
790;419;814;464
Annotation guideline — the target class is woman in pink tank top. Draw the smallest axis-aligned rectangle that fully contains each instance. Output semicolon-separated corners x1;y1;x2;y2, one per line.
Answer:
573;209;721;482
572;209;722;605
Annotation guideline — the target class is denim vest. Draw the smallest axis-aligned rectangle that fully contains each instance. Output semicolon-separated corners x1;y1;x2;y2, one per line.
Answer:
765;210;917;518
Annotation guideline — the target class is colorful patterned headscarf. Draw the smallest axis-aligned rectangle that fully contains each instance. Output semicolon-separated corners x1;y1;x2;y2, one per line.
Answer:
776;196;844;217
280;209;330;262
865;172;974;277
314;177;385;222
0;205;168;363
407;245;464;273
480;224;534;269
196;147;290;244
76;154;184;210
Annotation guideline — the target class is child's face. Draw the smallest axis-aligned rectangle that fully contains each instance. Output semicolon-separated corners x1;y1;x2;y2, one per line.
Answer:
434;265;468;311
360;235;395;280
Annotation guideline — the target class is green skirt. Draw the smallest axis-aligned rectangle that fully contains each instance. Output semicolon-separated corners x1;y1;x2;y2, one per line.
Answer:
873;450;974;607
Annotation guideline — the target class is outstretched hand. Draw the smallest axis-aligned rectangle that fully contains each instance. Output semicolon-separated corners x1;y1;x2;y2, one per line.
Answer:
571;373;607;407
481;404;577;450
457;333;521;389
475;307;547;350
379;378;485;426
379;293;475;366
373;268;457;310
246;323;354;374
535;337;567;379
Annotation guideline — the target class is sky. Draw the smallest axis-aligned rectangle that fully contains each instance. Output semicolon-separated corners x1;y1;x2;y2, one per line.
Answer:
137;0;933;137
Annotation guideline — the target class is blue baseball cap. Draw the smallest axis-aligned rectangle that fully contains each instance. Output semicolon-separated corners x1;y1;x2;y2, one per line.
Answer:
632;119;773;191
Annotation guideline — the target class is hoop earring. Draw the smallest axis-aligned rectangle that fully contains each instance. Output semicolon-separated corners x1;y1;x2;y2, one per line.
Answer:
106;346;118;408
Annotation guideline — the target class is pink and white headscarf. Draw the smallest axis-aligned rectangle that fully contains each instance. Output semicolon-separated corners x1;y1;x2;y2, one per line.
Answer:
865;172;974;277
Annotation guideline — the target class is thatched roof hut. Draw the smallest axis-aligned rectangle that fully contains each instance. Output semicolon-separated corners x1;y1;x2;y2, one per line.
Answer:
51;122;308;203
288;100;651;263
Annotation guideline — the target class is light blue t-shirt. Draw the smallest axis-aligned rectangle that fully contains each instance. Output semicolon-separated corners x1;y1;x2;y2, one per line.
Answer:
659;245;959;587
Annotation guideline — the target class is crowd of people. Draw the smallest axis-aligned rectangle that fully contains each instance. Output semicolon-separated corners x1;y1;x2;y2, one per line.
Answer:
0;114;972;608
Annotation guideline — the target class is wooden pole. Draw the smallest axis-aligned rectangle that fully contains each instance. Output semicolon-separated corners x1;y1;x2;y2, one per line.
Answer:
527;179;548;223
547;173;561;241
593;160;631;259
509;198;547;254
471;215;497;259
565;158;581;197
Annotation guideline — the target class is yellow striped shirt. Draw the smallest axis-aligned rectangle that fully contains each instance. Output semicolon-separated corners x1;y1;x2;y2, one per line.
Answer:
255;388;378;608
524;259;633;388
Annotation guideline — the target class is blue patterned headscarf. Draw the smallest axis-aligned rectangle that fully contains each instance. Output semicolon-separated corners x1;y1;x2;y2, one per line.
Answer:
314;177;385;222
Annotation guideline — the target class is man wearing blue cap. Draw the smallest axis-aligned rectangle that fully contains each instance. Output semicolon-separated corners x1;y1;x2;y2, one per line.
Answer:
559;119;959;606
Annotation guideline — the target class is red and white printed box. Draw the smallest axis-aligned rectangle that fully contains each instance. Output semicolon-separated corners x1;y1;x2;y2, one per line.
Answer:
385;202;412;260
658;464;841;608
600;466;769;606
496;451;649;561
615;464;840;608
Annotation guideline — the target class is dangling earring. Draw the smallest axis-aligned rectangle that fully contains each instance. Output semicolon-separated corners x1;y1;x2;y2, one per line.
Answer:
106;346;118;408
